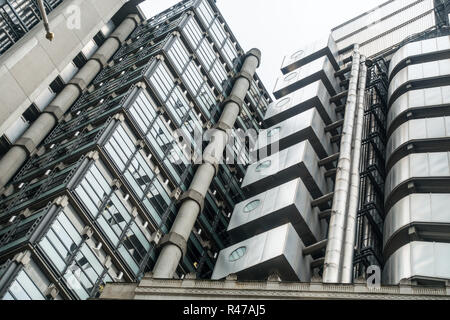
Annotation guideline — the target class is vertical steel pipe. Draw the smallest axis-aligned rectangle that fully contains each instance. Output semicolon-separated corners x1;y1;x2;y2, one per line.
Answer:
341;55;367;283
323;44;361;283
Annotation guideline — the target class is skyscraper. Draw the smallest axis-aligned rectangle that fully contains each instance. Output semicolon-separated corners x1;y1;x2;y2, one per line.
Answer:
0;0;271;299
99;0;450;300
0;0;449;301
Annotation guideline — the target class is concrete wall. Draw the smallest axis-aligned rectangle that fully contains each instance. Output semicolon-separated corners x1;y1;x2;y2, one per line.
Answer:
0;0;129;138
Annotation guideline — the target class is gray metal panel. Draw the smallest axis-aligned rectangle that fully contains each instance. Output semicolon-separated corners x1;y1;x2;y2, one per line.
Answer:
386;116;450;170
385;152;450;211
331;0;422;42
211;223;313;282
388;35;450;79
241;141;329;199
264;80;337;126
383;242;450;285
387;85;450;136
227;178;326;245
383;194;450;257
336;0;435;51
257;108;335;159
281;35;339;74
273;56;340;99
388;59;450;106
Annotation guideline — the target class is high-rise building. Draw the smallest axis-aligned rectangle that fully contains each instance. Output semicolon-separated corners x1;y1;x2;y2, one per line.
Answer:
98;0;450;300
0;0;271;300
0;0;449;301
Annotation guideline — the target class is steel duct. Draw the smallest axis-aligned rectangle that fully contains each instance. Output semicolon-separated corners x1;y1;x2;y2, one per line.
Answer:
341;55;367;283
0;14;141;194
323;44;361;283
152;49;262;279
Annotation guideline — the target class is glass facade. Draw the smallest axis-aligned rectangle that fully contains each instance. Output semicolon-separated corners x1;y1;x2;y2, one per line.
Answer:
0;0;271;299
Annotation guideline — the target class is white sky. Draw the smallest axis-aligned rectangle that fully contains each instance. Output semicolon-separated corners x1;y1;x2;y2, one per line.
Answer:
139;0;385;95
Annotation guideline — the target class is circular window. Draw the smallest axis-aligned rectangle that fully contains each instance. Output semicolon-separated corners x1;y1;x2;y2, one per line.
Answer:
244;199;261;213
256;160;271;172
276;97;290;108
284;72;297;82
267;127;281;137
291;50;304;59
229;246;246;262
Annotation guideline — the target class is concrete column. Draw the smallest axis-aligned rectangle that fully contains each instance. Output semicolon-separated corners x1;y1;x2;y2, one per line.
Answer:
152;49;261;279
341;56;367;283
0;14;141;194
323;45;360;283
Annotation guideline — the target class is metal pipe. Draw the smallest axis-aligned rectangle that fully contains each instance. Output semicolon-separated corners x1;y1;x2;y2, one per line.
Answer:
0;14;141;194
152;49;261;279
36;0;54;40
323;44;361;283
341;55;367;283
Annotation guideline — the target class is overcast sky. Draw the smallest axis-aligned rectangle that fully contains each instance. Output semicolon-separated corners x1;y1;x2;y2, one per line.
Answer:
139;0;385;95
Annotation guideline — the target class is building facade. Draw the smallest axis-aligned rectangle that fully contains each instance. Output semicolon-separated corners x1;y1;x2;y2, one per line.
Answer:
0;0;271;300
1;0;450;301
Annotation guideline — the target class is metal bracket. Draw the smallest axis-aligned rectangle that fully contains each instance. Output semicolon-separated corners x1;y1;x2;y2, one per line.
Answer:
158;232;187;257
178;189;204;212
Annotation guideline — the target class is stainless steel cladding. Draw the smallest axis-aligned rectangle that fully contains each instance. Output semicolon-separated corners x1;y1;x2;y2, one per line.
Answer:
211;223;313;282
264;80;338;126
241;140;330;198
386;116;450;171
384;151;450;211
333;0;437;59
227;179;326;245
383;242;450;285
383;36;450;285
331;0;423;42
273;56;340;99
336;0;435;51
256;108;335;159
388;58;450;106
281;35;340;74
388;36;450;80
383;194;450;259
387;85;450;137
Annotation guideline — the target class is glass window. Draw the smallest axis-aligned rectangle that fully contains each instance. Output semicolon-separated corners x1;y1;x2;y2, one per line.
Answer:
229;246;246;262
243;199;261;213
255;160;271;172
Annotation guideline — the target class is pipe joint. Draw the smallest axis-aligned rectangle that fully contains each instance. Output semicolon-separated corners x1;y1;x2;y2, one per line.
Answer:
158;232;187;257
178;189;205;212
245;48;261;67
223;94;244;112
68;78;87;94
91;52;109;68
235;71;253;86
14;138;36;156
43;105;65;121
202;154;219;175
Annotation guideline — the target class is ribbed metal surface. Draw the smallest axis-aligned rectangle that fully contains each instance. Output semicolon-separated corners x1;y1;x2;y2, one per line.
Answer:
227;178;326;245
264;80;337;126
211;223;313;282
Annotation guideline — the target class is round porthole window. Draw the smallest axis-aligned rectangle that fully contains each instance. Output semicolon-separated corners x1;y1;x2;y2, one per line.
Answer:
255;160;271;172
291;50;304;60
276;97;290;108
267;127;281;137
284;72;297;82
244;199;261;213
229;246;246;262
